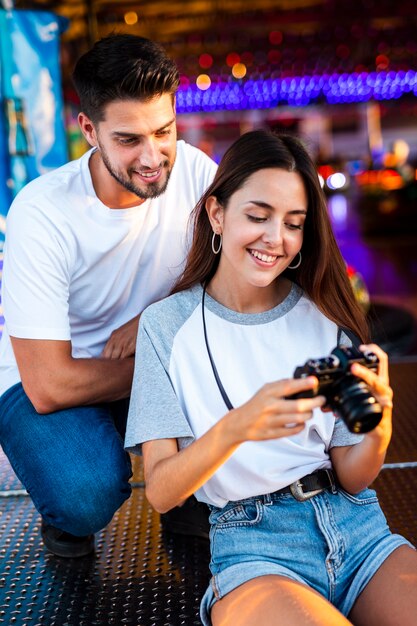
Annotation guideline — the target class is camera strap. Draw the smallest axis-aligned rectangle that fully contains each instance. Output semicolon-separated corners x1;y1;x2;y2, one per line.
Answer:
202;284;234;411
337;326;361;348
202;286;362;413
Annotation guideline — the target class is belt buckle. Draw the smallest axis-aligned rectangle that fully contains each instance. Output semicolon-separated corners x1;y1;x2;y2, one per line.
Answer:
289;480;323;502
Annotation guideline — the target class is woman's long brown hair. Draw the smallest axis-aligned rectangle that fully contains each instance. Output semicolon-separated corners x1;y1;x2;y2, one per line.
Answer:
172;129;369;342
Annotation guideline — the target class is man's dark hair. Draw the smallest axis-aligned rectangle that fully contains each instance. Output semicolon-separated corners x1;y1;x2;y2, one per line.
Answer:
72;34;180;123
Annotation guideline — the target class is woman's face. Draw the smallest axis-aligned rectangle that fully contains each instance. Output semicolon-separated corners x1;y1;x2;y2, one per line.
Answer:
208;167;308;295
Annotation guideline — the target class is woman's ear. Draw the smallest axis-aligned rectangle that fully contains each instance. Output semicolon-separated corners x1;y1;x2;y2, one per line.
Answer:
206;196;224;233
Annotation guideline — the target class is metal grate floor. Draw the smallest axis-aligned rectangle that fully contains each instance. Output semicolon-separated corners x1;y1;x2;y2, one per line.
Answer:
0;481;210;625
0;360;416;625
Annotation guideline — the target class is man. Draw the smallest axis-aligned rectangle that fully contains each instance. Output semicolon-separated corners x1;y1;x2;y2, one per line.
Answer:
0;34;216;557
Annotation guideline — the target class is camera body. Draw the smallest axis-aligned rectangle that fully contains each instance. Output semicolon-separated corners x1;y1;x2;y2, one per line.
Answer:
287;345;382;433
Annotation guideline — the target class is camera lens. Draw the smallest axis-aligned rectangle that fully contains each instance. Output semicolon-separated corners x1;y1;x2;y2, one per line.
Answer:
330;375;383;433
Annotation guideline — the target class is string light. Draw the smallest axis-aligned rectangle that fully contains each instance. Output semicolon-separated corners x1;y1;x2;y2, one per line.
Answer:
176;69;417;113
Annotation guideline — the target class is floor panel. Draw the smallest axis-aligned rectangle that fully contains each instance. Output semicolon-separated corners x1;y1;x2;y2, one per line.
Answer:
0;489;210;625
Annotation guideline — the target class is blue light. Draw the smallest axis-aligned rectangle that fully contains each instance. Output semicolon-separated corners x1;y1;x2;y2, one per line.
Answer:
176;69;417;114
328;194;348;227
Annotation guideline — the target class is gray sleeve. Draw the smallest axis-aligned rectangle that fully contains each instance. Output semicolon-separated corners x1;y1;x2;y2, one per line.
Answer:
330;418;364;448
124;318;194;455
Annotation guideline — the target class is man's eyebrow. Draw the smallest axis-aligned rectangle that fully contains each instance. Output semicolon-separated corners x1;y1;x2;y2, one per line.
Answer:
111;117;176;138
247;201;307;214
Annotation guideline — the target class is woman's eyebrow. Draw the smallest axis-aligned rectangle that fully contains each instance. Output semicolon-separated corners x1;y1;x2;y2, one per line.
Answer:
245;200;307;215
245;200;274;209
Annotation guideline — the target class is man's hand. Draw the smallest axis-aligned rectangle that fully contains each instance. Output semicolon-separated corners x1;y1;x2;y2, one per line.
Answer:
101;315;140;359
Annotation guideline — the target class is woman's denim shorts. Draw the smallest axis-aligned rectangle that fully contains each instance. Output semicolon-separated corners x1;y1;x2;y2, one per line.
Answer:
200;487;414;626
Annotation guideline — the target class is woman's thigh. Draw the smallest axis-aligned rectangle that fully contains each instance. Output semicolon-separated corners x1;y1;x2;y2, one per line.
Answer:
211;575;352;626
348;545;417;626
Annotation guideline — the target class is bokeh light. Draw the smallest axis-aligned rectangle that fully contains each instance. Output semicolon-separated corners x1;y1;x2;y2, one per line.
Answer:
124;11;138;25
199;53;213;69
226;52;240;67
327;172;347;190
376;54;389;70
196;74;211;90
232;63;247;79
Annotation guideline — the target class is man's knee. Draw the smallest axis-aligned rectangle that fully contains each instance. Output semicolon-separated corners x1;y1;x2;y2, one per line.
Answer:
43;473;132;536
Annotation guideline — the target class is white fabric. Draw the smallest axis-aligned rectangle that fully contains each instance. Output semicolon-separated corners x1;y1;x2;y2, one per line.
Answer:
0;141;217;398
125;284;362;508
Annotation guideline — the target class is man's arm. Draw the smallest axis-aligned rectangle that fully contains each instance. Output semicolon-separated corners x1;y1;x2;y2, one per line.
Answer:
11;337;134;414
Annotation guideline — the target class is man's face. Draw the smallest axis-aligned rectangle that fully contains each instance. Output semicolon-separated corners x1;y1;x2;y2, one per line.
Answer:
90;94;177;201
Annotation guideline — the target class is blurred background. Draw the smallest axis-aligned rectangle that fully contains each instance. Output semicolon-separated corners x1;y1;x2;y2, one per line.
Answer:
1;0;417;355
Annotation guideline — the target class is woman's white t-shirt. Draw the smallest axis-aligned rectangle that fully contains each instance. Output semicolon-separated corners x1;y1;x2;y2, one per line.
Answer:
125;283;362;508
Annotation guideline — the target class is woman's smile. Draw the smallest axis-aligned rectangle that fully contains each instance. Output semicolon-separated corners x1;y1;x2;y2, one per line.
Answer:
248;248;281;265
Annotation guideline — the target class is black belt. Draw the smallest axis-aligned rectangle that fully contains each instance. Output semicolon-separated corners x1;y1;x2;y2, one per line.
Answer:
274;468;337;501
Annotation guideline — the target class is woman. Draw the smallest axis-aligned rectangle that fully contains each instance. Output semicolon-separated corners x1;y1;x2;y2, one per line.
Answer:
125;130;417;626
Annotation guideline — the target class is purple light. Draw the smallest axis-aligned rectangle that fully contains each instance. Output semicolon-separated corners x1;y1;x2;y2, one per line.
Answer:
176;69;417;113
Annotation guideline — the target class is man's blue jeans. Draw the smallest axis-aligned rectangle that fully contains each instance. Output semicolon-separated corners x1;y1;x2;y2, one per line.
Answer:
0;383;132;536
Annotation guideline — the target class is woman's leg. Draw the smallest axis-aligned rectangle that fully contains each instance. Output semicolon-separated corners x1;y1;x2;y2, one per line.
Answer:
348;545;417;626
0;383;132;536
211;575;352;626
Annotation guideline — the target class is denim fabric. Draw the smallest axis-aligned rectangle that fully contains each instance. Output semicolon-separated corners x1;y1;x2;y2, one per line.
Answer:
0;383;132;536
200;486;413;625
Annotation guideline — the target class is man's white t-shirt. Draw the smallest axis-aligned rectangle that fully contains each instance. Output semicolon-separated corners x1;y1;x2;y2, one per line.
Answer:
0;140;217;398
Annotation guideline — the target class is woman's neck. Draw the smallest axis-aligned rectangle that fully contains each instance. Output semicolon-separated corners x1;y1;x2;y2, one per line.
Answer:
205;276;292;314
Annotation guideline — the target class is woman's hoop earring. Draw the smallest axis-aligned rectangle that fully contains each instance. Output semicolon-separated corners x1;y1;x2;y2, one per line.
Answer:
288;251;302;269
211;232;222;254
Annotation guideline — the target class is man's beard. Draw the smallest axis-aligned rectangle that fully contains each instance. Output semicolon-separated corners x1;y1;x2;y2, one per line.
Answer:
100;146;173;200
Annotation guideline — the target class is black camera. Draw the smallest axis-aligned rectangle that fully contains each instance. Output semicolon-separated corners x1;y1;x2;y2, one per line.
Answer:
287;345;382;433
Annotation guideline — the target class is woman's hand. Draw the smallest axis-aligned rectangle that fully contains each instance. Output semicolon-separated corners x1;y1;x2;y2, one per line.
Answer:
225;376;326;444
331;343;393;493
144;376;325;513
350;343;393;447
